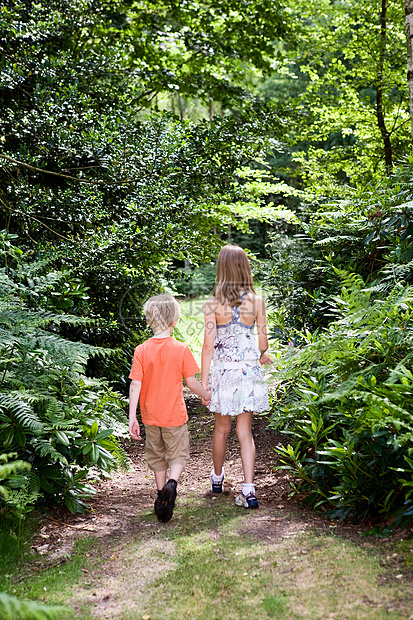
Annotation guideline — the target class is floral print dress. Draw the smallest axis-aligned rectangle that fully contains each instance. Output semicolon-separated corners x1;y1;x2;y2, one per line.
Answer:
207;293;269;416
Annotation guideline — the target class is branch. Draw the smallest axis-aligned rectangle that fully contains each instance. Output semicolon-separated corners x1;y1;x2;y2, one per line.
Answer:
0;153;149;186
0;198;74;242
0;153;107;185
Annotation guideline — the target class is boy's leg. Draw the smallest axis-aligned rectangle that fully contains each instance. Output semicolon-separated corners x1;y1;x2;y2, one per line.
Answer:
162;425;190;477
155;425;190;523
169;462;184;482
145;425;168;477
154;470;167;490
144;425;171;520
212;412;231;477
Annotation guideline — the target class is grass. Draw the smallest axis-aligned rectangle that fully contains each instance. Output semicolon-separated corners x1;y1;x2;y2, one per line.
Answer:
0;516;35;590
0;515;76;618
175;295;208;365
130;497;412;620
1;497;413;619
15;538;92;605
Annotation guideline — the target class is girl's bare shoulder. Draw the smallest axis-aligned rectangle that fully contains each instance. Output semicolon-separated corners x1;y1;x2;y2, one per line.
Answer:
244;291;263;304
249;292;265;303
204;296;218;313
243;293;265;318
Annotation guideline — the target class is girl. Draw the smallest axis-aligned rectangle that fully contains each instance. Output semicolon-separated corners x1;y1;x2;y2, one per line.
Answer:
201;245;272;509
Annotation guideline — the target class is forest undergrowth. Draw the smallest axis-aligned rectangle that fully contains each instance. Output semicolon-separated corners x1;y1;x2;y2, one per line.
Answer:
2;396;413;620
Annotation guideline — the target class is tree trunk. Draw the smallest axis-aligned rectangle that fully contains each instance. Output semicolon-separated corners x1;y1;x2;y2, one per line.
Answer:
406;0;413;148
209;97;214;122
377;0;392;174
178;95;185;121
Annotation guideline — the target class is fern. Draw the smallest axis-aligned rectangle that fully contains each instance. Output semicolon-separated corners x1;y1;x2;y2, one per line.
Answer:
270;271;413;523
0;454;30;501
0;592;71;620
4;486;42;516
33;440;69;465
0;237;129;514
0;394;44;433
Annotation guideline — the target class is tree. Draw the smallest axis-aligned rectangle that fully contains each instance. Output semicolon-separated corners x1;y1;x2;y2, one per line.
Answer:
0;0;283;383
119;0;289;113
263;0;410;193
406;0;413;147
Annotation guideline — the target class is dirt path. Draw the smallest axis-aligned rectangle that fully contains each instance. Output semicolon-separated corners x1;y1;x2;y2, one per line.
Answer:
39;394;317;558
32;394;413;619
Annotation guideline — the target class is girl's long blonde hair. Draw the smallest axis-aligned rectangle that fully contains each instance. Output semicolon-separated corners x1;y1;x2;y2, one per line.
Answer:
214;245;256;306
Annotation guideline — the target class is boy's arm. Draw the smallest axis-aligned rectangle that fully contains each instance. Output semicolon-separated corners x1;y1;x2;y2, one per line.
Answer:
185;375;211;403
129;380;142;439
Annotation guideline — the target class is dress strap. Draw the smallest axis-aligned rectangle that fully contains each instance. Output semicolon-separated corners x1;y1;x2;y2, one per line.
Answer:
231;290;249;322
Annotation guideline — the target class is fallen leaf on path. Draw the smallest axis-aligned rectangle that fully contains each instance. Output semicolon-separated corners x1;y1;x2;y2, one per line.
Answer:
35;544;50;555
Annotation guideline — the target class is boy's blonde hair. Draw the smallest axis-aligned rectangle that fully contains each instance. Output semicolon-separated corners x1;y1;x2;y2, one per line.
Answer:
143;294;180;333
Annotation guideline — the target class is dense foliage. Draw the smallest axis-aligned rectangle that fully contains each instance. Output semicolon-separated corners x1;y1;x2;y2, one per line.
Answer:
0;233;130;516
270;270;413;525
1;0;413;529
0;0;284;386
267;160;413;525
263;161;413;338
264;0;410;191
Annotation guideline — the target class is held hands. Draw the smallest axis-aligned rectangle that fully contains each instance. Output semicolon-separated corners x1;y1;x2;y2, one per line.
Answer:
129;417;141;440
201;383;212;406
259;352;273;366
202;390;212;406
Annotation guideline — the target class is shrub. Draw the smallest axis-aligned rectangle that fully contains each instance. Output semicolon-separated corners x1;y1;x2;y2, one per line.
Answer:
0;233;129;515
263;162;413;344
174;263;217;298
269;270;413;526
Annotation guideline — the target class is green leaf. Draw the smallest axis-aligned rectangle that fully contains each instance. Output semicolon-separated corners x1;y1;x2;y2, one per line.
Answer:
90;444;99;462
90;421;99;439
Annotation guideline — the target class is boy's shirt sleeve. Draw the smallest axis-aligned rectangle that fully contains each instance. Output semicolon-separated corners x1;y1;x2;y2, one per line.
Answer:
182;345;200;378
129;345;144;381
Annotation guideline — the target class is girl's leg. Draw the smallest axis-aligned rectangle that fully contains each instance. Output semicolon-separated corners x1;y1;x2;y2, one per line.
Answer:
235;411;255;484
212;412;231;476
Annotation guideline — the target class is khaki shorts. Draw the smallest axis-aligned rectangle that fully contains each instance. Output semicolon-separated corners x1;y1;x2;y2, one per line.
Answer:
144;423;190;472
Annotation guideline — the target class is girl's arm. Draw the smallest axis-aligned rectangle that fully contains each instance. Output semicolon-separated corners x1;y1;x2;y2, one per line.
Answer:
185;375;211;403
256;296;272;365
129;379;142;439
201;297;216;388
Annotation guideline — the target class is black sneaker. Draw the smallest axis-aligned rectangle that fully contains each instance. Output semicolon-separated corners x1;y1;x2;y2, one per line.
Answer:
154;496;163;519
155;480;177;522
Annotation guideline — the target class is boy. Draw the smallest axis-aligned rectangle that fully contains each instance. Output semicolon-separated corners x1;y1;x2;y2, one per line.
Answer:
129;294;211;522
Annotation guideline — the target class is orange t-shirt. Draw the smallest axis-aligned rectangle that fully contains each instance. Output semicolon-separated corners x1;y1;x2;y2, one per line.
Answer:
129;337;200;427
